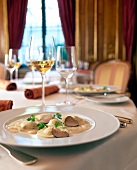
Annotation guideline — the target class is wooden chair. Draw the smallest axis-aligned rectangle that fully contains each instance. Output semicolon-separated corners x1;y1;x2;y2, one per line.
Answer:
0;62;6;80
93;60;131;93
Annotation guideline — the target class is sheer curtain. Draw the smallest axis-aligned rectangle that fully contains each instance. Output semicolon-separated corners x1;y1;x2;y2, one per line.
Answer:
7;0;28;49
123;0;137;106
57;0;75;46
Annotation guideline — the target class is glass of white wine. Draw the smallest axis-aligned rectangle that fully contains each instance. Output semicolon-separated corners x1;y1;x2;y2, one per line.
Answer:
9;49;22;81
31;35;56;106
56;46;77;105
5;54;16;81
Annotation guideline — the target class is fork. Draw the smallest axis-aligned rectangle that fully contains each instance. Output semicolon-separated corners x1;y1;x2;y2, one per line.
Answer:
72;93;85;99
0;143;38;165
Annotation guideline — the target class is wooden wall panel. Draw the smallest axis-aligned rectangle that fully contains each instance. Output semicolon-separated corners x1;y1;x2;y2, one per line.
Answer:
88;0;94;62
76;0;94;64
97;0;104;61
75;0;125;68
103;0;116;60
0;0;8;63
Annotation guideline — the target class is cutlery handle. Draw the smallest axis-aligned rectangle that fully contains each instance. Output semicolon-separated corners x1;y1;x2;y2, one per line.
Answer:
115;116;133;124
0;144;38;165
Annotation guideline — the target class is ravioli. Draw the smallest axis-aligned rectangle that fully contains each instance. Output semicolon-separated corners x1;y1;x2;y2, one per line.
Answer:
6;112;92;138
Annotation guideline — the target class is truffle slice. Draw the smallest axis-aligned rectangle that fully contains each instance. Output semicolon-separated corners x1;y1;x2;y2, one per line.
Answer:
52;128;69;138
65;116;79;127
39;114;53;123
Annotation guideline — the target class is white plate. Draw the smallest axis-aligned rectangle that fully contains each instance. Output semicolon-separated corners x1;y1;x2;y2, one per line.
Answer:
73;84;120;95
86;96;129;104
0;106;120;148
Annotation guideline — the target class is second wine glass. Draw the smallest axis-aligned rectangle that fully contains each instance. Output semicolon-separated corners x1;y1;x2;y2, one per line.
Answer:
25;47;36;87
5;54;16;81
9;49;22;81
56;46;77;105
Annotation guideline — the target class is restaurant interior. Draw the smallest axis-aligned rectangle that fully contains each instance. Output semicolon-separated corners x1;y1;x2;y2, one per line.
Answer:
0;0;137;105
0;0;137;170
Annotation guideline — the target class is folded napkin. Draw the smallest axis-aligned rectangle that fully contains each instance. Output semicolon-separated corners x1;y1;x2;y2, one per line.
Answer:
0;79;17;90
24;85;60;99
0;100;13;112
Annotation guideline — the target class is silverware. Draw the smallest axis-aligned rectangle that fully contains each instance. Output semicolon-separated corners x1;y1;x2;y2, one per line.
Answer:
90;93;125;99
120;121;127;128
71;93;86;105
0;143;38;165
72;93;85;99
115;116;133;124
115;115;133;128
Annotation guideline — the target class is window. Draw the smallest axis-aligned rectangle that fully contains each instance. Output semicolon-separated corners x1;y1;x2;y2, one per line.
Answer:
21;0;64;53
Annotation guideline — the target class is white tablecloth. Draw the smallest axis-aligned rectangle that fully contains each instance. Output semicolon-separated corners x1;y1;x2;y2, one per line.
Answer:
0;81;137;170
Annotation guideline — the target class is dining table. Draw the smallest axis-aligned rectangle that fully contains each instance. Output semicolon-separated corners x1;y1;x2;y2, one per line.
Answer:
0;78;137;170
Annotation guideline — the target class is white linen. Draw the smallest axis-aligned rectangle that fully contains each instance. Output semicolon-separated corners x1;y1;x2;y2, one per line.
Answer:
0;84;137;170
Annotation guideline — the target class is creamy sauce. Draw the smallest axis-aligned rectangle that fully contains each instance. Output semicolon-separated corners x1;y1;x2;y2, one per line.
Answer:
74;85;108;92
6;113;92;138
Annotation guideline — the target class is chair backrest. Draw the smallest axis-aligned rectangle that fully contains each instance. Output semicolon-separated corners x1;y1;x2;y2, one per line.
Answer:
0;62;6;80
94;60;131;93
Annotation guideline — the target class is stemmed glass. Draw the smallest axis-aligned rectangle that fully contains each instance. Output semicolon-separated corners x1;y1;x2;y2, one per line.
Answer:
9;49;22;81
5;54;16;81
56;46;77;105
25;47;36;87
31;35;56;106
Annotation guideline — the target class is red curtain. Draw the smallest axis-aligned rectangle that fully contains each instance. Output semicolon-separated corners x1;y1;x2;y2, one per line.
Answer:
123;0;136;62
123;0;137;106
57;0;75;46
7;0;28;49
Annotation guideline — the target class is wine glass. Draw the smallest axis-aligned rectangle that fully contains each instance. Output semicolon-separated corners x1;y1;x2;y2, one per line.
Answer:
4;54;16;81
9;49;22;81
31;35;56;106
56;46;77;105
25;47;36;87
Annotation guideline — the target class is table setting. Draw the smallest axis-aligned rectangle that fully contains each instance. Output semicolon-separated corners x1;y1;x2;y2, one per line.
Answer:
0;45;137;170
0;76;137;170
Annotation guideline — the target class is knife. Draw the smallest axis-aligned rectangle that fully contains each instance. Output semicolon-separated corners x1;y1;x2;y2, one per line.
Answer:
91;93;125;99
0;143;38;165
115;116;133;124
